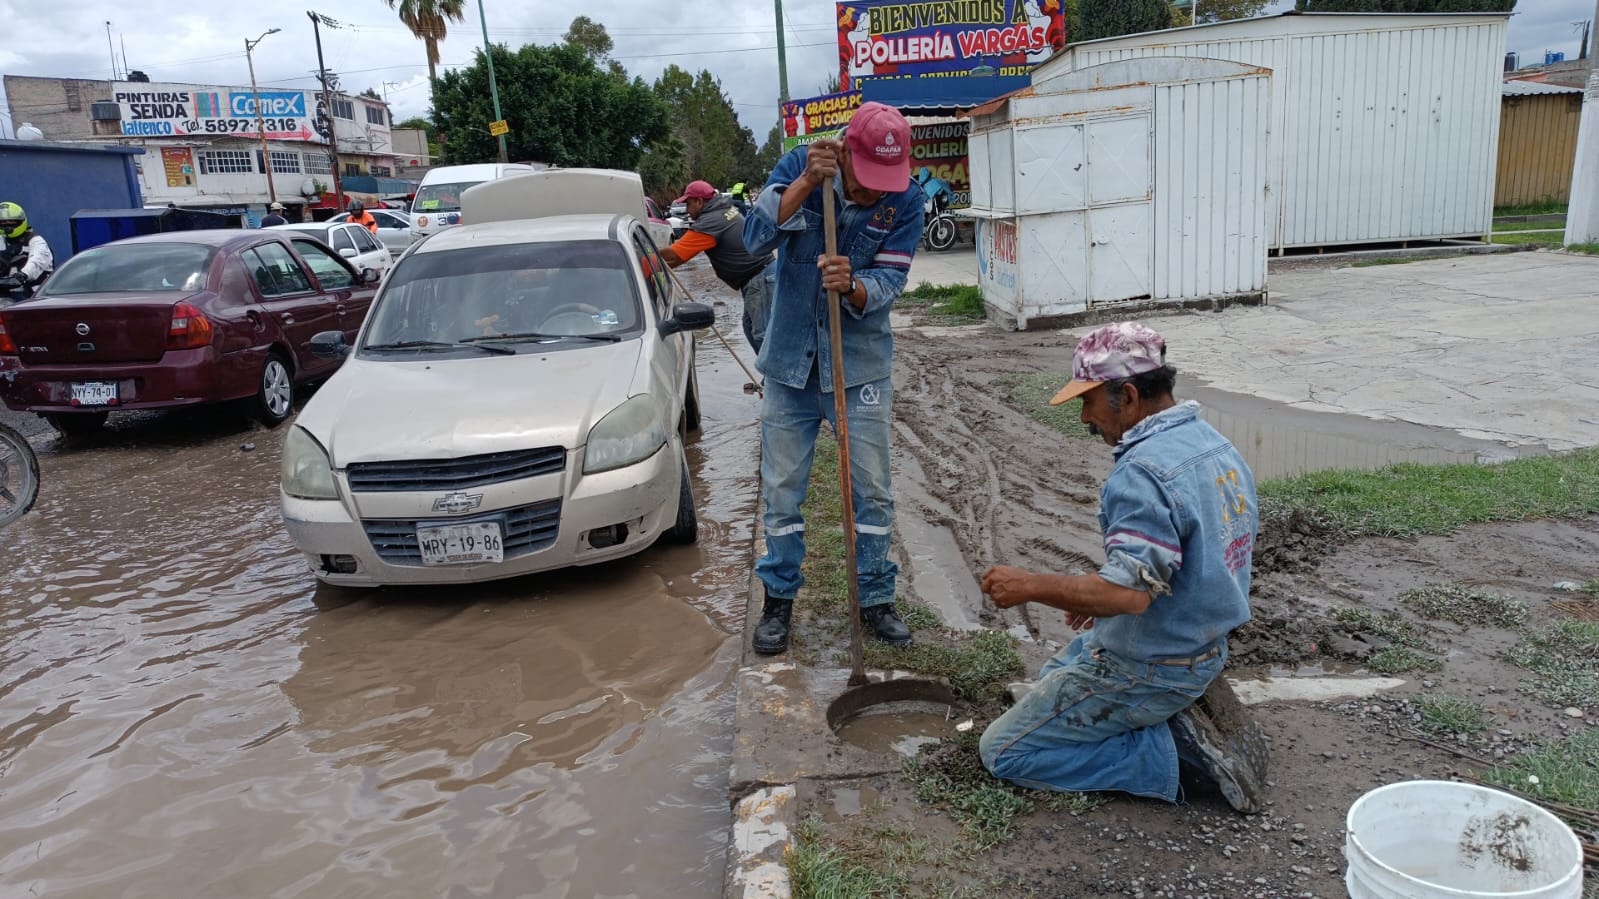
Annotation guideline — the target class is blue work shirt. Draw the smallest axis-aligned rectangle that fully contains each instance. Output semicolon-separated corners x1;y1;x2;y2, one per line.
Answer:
1091;402;1257;662
744;145;926;392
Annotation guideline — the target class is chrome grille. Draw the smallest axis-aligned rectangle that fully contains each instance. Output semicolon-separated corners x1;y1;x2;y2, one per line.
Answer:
346;447;566;493
362;499;562;565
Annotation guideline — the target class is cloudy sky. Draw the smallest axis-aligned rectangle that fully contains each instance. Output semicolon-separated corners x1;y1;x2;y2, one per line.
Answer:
1;0;1593;140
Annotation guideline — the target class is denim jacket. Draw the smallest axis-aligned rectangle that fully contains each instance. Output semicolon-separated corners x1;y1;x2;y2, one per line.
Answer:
744;145;926;391
1092;402;1257;662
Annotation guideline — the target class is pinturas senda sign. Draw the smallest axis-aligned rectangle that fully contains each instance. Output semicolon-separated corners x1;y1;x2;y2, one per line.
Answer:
112;82;318;141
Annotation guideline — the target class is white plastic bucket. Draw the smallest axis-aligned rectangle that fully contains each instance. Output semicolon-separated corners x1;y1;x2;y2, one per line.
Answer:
1346;780;1584;899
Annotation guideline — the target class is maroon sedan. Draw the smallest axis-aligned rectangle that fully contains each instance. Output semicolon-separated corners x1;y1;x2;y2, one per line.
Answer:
0;230;379;434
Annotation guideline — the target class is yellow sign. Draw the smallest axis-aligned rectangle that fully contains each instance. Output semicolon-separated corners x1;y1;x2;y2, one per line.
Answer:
488;120;509;136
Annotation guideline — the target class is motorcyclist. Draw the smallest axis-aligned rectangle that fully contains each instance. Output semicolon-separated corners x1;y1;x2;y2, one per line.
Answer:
0;202;53;299
347;200;379;234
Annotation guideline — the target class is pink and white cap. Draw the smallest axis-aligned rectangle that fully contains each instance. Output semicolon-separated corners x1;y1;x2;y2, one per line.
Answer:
843;102;912;193
1050;322;1168;405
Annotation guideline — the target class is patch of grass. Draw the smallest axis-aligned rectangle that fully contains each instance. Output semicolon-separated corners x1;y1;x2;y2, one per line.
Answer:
1491;231;1563;247
902;282;985;322
1334;608;1441;652
994;372;1097;441
1491;220;1565;233
1485;728;1599;814
1413;693;1493;736
788;817;909;898
1369;647;1444;675
1585;581;1599;597
862;628;1024;704
1506;619;1599;709
1256;448;1599;539
1567;242;1599;256
1350;256;1429;267
1399;583;1529;629
1494;201;1567;217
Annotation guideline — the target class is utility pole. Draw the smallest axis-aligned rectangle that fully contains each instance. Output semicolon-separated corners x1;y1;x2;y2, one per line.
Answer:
246;28;282;205
774;0;790;101
476;0;508;163
308;10;345;211
105;22;119;80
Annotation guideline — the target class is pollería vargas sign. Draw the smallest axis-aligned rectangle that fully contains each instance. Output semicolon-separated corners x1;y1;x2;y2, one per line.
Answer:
112;82;320;141
837;0;1067;98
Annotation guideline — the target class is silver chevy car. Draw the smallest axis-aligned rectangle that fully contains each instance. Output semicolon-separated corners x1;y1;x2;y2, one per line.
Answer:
279;171;713;586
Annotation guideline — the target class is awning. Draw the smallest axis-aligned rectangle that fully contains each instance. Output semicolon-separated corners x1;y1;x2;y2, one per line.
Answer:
860;74;1035;115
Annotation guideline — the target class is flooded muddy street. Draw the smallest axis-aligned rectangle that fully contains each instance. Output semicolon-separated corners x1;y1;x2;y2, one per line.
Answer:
0;264;759;897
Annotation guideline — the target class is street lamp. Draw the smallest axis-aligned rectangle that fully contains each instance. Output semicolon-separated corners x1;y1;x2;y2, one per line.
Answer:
246;28;282;204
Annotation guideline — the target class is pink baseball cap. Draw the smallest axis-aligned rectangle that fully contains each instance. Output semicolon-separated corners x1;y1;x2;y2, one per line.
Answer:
1051;323;1168;405
674;180;717;204
844;102;912;193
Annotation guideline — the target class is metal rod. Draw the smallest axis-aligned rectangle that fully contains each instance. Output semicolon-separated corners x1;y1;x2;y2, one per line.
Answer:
663;264;763;397
822;182;867;687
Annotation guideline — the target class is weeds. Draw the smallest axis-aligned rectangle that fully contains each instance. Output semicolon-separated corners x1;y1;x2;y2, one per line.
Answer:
1369;647;1444;675
1585;581;1599;598
995;373;1097;441
1334;608;1441;653
788;817;909;898
1568;243;1599;256
861;628;1024;704
1485;728;1599;813
1399;583;1529;629
1494;201;1567;217
902;283;986;323
1350;256;1429;267
1257;448;1599;539
1413;694;1493;736
1491;231;1562;247
1506;620;1599;710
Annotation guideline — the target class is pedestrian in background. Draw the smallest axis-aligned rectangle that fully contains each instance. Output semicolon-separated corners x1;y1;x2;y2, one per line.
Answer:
260;203;288;228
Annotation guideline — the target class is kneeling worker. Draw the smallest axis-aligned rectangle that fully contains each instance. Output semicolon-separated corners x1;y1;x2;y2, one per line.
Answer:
979;323;1268;813
658;180;775;354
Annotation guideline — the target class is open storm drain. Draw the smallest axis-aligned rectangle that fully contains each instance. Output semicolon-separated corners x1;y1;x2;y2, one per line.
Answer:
826;677;963;757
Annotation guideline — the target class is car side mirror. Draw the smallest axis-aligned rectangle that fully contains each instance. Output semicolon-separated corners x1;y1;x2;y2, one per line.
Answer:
339;247;359;259
658;302;715;337
361;268;381;284
310;330;349;359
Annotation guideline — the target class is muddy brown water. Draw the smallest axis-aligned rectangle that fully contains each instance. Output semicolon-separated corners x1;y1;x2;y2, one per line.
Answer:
0;266;759;897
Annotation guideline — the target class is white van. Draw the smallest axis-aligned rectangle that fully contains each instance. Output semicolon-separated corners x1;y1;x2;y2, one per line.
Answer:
408;163;543;240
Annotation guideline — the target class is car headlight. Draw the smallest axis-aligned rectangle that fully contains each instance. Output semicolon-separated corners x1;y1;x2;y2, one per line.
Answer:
583;395;668;474
282;426;339;500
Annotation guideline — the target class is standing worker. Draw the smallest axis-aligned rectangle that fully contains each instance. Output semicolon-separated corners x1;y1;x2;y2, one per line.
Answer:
347;200;379;234
978;323;1268;814
741;102;925;655
260;202;289;228
658;180;776;354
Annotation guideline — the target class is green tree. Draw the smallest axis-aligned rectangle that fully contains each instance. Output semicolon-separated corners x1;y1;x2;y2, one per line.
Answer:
432;42;671;168
564;15;614;59
652;65;761;190
1170;0;1269;25
755;123;784;177
639;133;688;205
1076;0;1173;41
382;0;466;99
396;115;441;159
1294;0;1514;8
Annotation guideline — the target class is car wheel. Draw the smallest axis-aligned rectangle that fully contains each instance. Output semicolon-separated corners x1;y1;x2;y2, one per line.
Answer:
684;366;702;433
664;443;698;544
44;411;108;437
255;353;295;427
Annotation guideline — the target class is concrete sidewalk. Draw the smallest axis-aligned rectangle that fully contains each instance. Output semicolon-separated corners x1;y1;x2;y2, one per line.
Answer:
1139;252;1599;451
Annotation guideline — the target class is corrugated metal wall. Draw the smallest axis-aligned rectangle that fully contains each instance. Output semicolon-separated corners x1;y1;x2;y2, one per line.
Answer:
1495;93;1582;207
1153;74;1271;300
1067;18;1506;249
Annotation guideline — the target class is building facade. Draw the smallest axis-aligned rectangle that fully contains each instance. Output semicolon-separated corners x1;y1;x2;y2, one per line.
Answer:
4;74;407;223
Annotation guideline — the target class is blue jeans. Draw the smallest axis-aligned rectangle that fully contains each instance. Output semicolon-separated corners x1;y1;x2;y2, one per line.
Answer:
756;366;896;608
741;261;776;355
979;634;1223;801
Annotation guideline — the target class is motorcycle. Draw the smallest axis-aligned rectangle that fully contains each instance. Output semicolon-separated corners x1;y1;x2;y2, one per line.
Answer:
0;421;40;529
0;247;45;302
922;190;958;252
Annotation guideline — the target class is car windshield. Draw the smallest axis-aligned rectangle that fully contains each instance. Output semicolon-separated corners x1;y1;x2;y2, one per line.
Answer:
360;239;642;355
43;243;217;295
411;181;481;214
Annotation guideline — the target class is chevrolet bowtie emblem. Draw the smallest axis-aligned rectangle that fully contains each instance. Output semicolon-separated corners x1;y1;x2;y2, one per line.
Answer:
432;492;484;514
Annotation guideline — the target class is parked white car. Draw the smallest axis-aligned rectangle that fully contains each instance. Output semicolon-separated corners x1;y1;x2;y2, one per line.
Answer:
329;209;414;257
278;171;713;587
269;222;393;277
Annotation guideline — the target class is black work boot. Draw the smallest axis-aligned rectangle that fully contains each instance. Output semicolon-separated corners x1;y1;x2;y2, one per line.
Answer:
752;594;794;655
1169;678;1269;815
861;603;913;647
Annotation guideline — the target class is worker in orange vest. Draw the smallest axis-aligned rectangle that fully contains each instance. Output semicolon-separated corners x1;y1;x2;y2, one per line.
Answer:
347;200;379;234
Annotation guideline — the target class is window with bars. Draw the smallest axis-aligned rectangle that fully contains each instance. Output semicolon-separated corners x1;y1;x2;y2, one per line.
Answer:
370;165;392;177
343;163;363;177
199;150;254;175
303;153;334;175
332;97;354;120
269;151;302;174
365;105;387;126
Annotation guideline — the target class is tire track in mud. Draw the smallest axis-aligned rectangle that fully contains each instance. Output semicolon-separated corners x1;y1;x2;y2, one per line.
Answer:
891;329;1113;640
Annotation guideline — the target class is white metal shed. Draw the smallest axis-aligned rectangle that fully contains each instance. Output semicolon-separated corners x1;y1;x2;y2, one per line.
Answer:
967;57;1271;329
1038;12;1509;251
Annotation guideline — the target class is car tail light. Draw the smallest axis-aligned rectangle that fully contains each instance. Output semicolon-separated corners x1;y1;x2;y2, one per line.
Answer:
0;314;14;355
167;302;213;350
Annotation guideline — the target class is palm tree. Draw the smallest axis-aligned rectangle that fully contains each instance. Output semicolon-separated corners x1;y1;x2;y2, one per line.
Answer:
384;0;467;96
